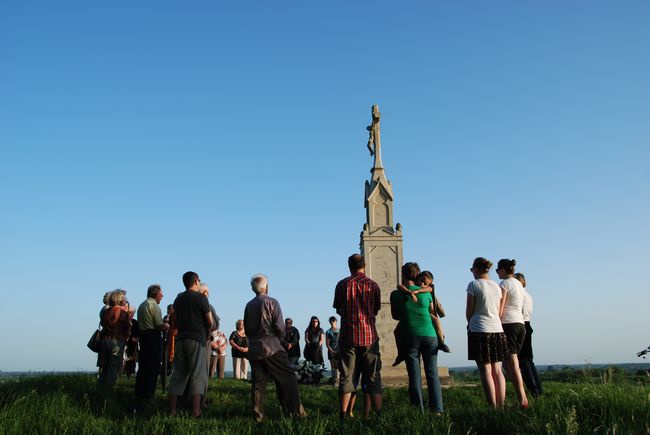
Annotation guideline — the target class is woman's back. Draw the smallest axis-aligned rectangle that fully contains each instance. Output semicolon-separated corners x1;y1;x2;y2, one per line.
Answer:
391;286;436;337
467;279;503;333
500;277;525;324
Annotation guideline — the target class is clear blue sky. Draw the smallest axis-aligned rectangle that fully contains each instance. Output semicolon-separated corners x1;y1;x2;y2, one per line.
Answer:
1;1;648;371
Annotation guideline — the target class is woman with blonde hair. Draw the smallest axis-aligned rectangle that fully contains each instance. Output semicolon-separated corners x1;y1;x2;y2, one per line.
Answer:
97;289;131;398
465;258;509;408
229;319;249;379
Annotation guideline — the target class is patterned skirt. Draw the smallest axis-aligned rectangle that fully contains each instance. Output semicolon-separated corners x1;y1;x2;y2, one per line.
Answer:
467;332;510;363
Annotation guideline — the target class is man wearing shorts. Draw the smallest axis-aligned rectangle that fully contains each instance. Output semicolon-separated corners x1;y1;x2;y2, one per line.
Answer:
167;271;213;417
333;254;383;419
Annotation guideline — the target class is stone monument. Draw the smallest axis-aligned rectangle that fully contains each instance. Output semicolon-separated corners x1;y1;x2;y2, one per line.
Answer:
359;104;404;382
359;105;450;384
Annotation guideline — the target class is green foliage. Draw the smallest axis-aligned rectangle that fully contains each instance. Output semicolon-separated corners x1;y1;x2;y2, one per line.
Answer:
0;374;648;434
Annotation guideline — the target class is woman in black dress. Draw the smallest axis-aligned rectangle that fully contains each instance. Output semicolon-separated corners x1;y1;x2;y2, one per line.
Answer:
304;316;324;364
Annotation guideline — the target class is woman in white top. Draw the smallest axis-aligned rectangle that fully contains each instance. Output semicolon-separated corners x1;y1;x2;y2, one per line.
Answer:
465;257;509;408
515;273;543;396
497;259;529;408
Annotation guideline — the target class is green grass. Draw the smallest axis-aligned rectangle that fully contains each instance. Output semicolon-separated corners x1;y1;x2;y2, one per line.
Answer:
0;373;648;434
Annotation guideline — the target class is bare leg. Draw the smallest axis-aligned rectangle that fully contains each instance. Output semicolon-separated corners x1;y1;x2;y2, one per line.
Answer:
340;392;352;417
369;393;382;415
476;362;497;408
491;362;506;407
168;395;178;416
363;393;372;418
190;394;202;417
504;354;528;407
345;392;357;417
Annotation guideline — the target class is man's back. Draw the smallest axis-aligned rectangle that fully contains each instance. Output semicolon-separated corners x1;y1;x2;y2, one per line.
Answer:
137;297;162;331
333;272;380;347
244;293;284;360
174;290;209;343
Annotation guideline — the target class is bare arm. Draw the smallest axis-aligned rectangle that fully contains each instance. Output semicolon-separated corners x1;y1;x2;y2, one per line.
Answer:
204;311;214;333
499;287;507;319
465;293;475;323
398;283;419;302
318;332;324;347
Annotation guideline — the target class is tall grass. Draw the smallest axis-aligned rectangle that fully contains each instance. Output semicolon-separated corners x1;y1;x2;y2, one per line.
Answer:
0;373;647;434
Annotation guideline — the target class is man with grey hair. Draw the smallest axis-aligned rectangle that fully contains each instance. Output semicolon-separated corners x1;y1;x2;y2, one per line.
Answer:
135;284;169;404
244;274;305;422
200;282;221;409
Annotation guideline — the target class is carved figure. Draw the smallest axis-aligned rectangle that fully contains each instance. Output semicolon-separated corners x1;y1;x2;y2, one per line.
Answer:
366;105;381;157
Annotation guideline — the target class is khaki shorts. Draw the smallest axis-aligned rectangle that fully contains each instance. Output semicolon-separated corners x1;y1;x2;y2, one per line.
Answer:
338;340;382;395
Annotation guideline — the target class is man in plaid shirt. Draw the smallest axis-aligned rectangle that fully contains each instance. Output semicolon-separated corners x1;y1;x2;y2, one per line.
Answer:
333;254;383;419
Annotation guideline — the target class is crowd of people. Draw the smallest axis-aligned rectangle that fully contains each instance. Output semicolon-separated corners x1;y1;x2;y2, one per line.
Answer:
94;254;542;420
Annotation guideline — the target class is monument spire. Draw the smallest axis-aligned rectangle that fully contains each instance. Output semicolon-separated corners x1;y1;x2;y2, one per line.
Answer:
363;104;395;235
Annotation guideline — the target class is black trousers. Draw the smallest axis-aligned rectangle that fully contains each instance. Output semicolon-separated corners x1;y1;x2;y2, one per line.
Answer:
518;322;543;396
250;351;302;421
135;330;163;400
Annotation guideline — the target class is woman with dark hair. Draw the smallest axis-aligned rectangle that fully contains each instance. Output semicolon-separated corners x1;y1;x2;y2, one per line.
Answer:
466;257;509;408
390;261;443;414
515;273;543;396
304;316;324;364
497;259;529;408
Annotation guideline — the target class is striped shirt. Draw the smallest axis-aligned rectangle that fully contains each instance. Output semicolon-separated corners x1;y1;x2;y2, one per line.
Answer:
333;272;381;347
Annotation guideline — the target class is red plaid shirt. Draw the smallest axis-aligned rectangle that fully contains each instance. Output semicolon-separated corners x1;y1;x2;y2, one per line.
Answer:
333;272;380;347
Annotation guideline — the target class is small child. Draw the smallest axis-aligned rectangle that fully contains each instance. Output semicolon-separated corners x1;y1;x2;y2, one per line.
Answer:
392;270;451;367
325;316;340;385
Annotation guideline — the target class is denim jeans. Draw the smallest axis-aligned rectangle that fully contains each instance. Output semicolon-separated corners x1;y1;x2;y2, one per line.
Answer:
404;335;443;413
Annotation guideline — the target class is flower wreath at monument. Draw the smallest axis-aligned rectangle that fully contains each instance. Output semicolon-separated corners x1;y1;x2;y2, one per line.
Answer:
293;360;327;385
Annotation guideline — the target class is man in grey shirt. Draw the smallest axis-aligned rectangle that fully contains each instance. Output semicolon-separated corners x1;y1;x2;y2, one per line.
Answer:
244;274;305;422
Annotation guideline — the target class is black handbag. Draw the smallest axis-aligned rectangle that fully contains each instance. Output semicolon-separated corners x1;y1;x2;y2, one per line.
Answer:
87;322;102;353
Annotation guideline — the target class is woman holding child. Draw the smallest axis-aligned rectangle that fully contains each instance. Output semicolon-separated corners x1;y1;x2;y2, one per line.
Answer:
390;262;444;414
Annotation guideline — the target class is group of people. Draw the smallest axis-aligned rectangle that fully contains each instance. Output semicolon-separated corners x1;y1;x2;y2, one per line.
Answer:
281;315;341;383
94;253;542;420
465;257;543;409
96;279;250;413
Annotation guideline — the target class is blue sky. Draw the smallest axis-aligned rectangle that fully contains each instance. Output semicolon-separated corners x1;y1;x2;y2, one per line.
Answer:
0;1;648;371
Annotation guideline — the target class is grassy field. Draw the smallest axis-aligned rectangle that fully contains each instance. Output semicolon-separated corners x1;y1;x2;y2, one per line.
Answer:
0;370;648;434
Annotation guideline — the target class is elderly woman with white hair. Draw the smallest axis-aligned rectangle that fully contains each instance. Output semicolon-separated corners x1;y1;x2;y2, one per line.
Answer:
97;289;131;398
